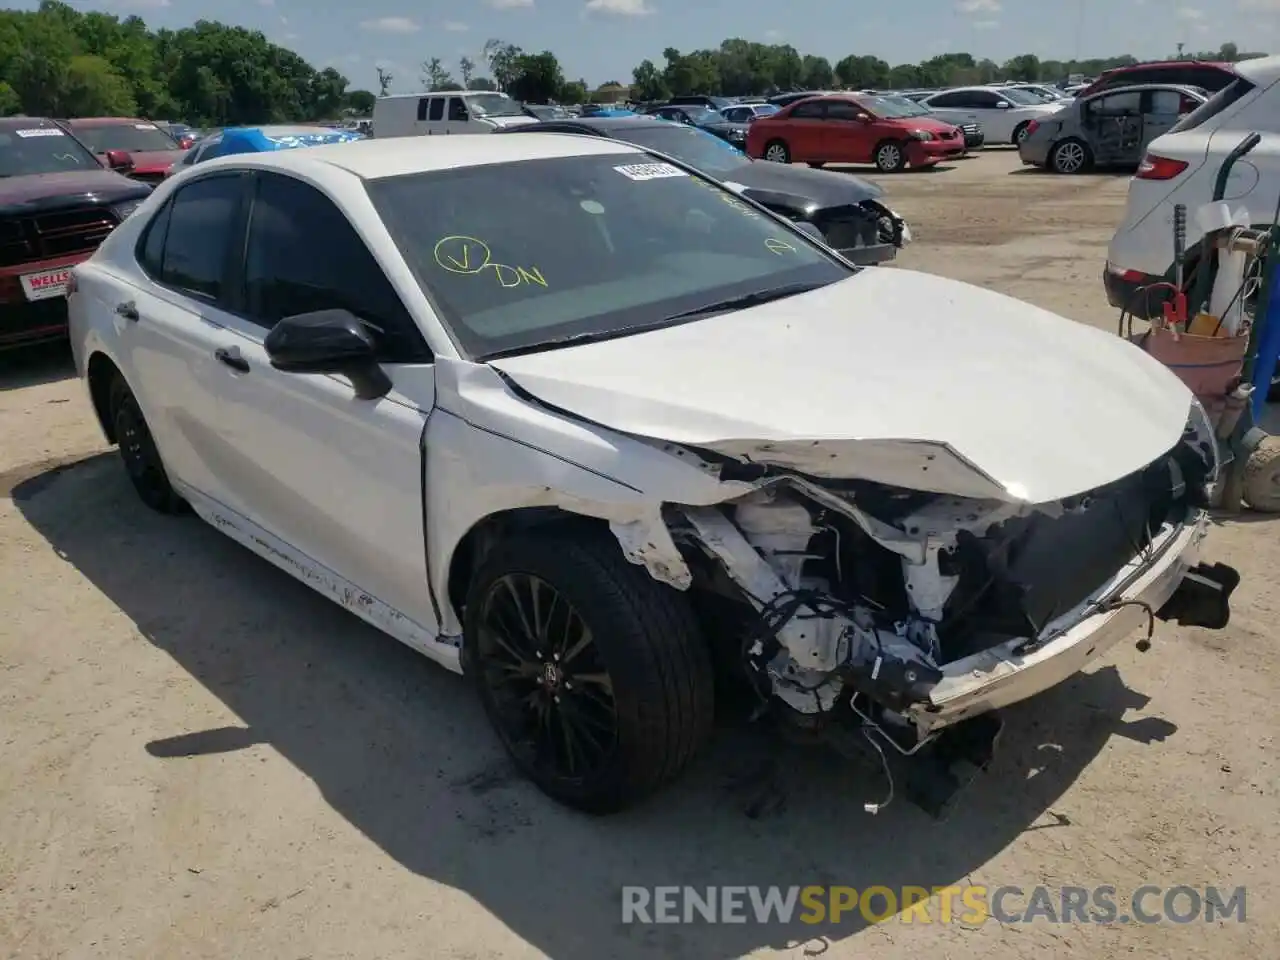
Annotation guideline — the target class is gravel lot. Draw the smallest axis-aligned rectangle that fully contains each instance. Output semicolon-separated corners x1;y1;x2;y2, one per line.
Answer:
2;148;1277;960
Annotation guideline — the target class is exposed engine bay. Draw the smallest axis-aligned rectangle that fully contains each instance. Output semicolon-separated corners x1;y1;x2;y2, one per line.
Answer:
660;421;1237;815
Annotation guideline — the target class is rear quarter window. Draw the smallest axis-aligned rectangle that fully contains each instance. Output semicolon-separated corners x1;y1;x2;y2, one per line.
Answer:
1168;78;1257;134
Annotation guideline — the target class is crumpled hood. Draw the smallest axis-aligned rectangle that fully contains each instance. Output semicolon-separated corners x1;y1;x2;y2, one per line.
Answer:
727;159;883;205
489;269;1193;504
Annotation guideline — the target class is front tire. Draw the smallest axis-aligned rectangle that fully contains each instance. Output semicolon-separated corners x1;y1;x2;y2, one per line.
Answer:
463;527;715;813
763;139;790;163
874;140;908;173
1012;121;1033;146
109;375;186;514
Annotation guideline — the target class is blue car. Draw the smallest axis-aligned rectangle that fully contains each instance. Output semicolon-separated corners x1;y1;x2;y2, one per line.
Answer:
169;124;365;176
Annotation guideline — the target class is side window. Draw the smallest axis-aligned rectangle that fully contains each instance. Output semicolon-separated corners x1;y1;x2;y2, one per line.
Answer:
926;91;966;108
971;91;1004;108
725;108;747;123
417;98;430;121
448;97;469;121
137;200;172;278
825;101;861;120
790;101;825;119
1147;89;1182;115
242;173;428;362
158;176;243;301
1096;91;1142;115
428;97;444;122
1184;67;1236;93
1169;77;1256;134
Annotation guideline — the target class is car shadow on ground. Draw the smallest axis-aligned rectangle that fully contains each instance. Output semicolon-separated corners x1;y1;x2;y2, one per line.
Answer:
0;340;75;392
13;453;1179;960
1006;166;1128;178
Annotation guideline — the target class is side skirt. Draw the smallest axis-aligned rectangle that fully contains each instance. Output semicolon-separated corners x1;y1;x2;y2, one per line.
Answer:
178;483;463;674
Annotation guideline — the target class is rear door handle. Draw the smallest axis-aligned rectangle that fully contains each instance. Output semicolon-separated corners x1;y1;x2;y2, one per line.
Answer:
214;346;250;373
115;300;139;321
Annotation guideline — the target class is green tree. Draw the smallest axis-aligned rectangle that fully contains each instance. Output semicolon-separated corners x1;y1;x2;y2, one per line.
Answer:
800;55;833;90
422;57;460;91
345;88;375;113
483;38;522;92
508;50;563;103
1002;54;1041;82
631;58;669;101
459;55;475;88
62;53;135;115
377;66;393;96
559;79;588;104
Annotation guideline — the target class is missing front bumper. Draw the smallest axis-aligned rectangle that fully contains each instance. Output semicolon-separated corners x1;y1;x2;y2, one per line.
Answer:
906;513;1230;733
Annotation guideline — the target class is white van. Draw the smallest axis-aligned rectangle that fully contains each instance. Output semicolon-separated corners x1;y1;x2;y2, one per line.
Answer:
372;91;539;138
1105;55;1280;313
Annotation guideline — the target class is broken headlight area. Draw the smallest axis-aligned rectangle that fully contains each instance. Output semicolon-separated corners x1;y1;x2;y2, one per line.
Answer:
667;424;1230;813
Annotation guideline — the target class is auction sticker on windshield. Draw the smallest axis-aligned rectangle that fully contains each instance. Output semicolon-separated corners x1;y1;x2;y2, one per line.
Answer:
613;162;687;181
15;128;65;138
21;267;71;301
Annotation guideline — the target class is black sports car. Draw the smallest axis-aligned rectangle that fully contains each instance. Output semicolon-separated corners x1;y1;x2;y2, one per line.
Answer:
498;116;910;265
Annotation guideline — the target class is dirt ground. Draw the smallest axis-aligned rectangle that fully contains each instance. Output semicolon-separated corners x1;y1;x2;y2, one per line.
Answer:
2;149;1277;960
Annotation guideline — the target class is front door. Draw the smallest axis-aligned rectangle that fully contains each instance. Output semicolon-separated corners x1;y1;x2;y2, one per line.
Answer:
209;170;440;632
822;100;875;164
446;96;473;135
785;100;828;161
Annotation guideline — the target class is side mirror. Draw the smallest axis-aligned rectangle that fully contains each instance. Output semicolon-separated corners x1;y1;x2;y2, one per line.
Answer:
855;112;873;123
264;309;392;400
995;101;1010;109
104;149;133;171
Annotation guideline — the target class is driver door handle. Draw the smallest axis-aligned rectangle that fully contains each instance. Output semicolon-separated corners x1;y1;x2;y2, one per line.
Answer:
214;346;250;373
115;300;139;321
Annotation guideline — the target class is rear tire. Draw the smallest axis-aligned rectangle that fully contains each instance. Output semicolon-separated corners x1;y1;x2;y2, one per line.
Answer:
874;140;908;173
1012;121;1033;146
763;139;790;163
1049;138;1091;174
109;375;187;514
1243;438;1280;513
463;527;715;813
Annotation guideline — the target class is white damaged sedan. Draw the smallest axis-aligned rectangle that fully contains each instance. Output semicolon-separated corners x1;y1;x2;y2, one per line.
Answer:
68;133;1238;816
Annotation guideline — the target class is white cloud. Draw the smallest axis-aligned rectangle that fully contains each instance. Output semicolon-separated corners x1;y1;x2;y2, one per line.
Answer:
957;0;1000;12
443;20;470;31
1175;5;1203;18
487;0;535;8
764;28;781;39
585;0;654;13
973;18;999;28
360;16;421;32
284;32;298;40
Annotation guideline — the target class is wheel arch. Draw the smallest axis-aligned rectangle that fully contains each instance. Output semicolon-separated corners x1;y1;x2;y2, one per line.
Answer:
86;351;123;444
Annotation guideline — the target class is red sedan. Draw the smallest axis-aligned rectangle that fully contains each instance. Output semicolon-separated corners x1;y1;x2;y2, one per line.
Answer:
745;94;966;172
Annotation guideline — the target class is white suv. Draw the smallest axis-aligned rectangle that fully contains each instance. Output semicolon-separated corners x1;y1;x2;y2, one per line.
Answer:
1105;55;1280;316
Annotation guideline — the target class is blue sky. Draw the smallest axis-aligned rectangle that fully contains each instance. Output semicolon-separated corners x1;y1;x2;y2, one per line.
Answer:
48;0;1280;93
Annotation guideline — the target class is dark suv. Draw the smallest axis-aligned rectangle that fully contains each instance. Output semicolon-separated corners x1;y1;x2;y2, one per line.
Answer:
1079;61;1237;97
0;117;151;349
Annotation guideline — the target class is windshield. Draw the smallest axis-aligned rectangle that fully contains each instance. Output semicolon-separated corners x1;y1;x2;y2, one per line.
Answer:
610;124;749;174
366;153;848;359
466;94;525;118
1000;88;1045;106
71;121;179;154
680;107;723;125
753;104;779;116
0;126;99;177
860;95;930;118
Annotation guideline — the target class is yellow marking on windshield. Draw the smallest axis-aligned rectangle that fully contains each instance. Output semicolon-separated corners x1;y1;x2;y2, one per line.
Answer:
765;238;799;255
433;235;546;288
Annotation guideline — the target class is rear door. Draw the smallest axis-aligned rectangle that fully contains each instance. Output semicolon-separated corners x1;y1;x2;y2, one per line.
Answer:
1085;90;1144;165
784;100;827;160
119;171;253;507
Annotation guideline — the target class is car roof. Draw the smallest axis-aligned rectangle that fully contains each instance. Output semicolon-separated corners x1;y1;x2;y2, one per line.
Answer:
196;131;643;180
1234;54;1280;86
1081;83;1207;98
61;117;156;126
